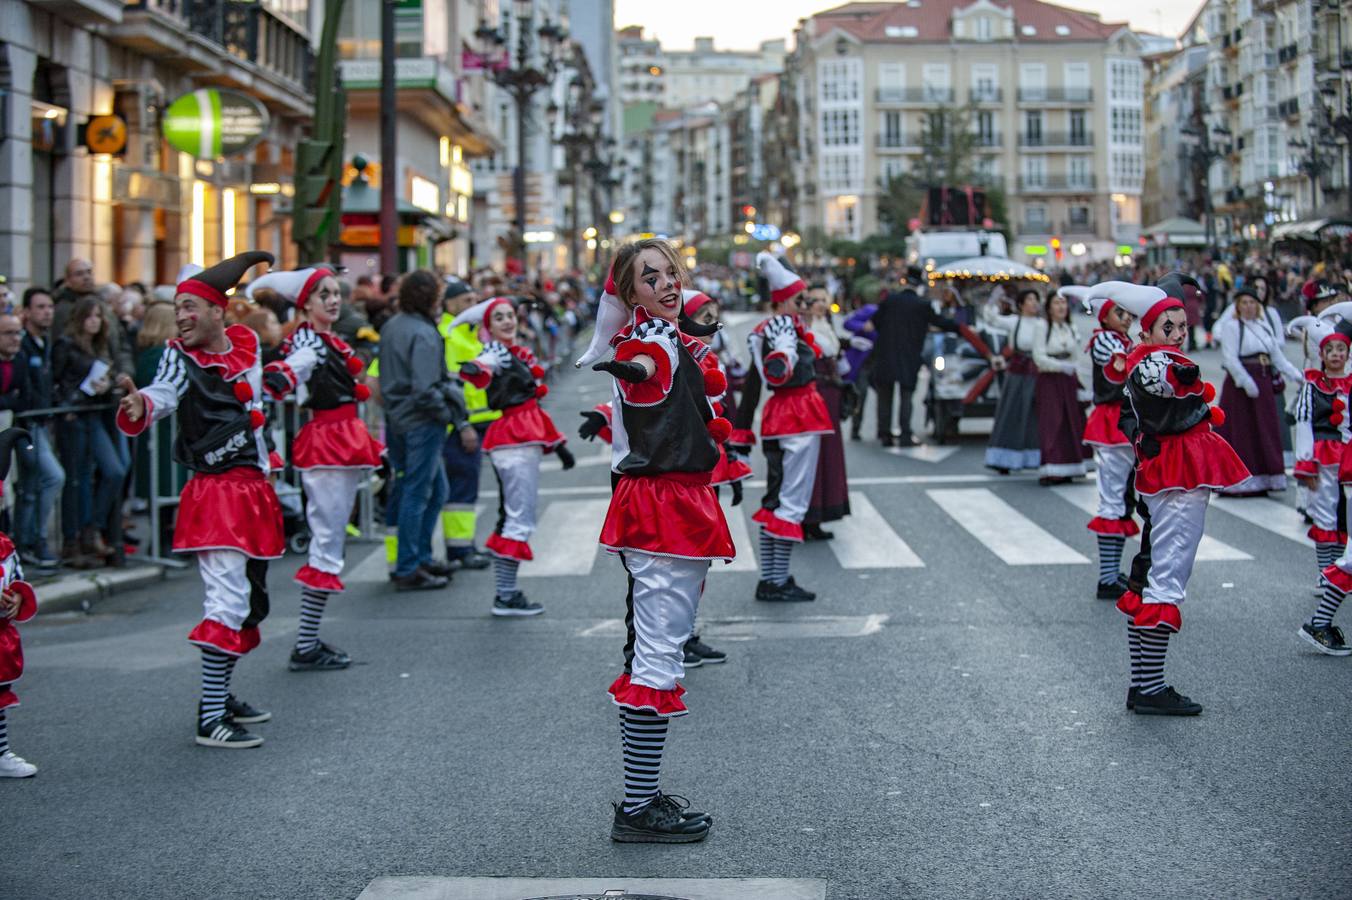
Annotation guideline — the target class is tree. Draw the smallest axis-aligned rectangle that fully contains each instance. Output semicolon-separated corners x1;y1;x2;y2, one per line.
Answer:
876;101;1010;243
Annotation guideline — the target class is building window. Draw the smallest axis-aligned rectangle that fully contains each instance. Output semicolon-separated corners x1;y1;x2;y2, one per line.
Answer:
976;111;996;145
881;157;907;184
1025;204;1049;229
819;59;861;104
825;195;860;238
1069;157;1092;189
926;111;946;144
1020;63;1047;100
1110;107;1142;145
971;64;998;101
1023;110;1043;145
821;152;860;193
1022;156;1046;188
881;111;903;145
922;63;951;101
1069;110;1087;144
821;109;860;146
975;17;992;41
1068;205;1091;226
1110;59;1143;102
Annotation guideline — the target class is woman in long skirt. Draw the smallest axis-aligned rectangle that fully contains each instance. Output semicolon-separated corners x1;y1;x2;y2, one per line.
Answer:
803;286;850;538
983;288;1043;473
1216;287;1302;495
1032;288;1089;485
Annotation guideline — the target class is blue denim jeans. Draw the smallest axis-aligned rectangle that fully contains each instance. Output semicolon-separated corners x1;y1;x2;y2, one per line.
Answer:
392;423;449;577
14;422;65;555
57;412;130;540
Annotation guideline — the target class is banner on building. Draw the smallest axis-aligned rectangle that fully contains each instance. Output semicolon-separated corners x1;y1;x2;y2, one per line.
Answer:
162;89;269;160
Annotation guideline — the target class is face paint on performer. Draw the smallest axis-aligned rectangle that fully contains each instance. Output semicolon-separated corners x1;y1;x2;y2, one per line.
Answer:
304;275;342;330
691;299;721;346
488;302;518;344
174;293;227;350
1322;338;1349;375
1143;307;1188;349
1104;305;1134;335
630;248;682;322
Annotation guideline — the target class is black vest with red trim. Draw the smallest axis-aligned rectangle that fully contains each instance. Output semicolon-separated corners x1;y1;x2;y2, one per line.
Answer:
293;329;358;410
1306;373;1346;442
173;353;263;475
486;354;536;411
1091;332;1131;406
1124;379;1210;437
615;342;720;477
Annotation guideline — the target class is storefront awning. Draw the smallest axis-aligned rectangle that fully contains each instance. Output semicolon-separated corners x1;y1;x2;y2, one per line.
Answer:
1270;218;1352;242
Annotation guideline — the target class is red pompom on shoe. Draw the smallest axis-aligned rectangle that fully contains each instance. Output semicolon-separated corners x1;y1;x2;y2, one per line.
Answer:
703;367;727;397
249;409;266;430
706;416;732;443
233;381;254;403
1208;406;1225;428
530;365;545;379
354;383;371;402
1201;382;1216;403
346;355;365;376
535;384;549;399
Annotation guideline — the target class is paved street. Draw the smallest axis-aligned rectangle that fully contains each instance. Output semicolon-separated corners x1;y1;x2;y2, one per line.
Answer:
6;321;1351;900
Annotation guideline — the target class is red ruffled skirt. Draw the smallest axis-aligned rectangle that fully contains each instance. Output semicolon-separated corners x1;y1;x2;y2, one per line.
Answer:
607;673;688;717
709;449;752;486
483;400;565;452
293;405;384;470
174;467;285;558
600;472;735;561
1083;402;1129;447
1135;423;1250;496
0;628;24;709
762;384;833;438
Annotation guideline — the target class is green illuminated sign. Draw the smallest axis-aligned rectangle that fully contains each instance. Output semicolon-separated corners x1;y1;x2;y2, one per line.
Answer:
162;88;269;160
1024;244;1048;255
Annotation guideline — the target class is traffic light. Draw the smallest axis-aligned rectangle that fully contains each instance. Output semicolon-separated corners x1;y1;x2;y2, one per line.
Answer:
1051;236;1063;263
741;205;756;218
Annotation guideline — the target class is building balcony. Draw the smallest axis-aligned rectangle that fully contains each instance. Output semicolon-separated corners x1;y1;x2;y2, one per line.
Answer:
1019;221;1051;235
969;88;1002;104
1278;43;1299;64
875;87;955;105
1016;87;1093;104
975;132;1002;148
28;0;124;26
112;0;313;115
875;133;921;151
1017;175;1097;193
1018;131;1094;149
1277;97;1300;118
1060;218;1097;235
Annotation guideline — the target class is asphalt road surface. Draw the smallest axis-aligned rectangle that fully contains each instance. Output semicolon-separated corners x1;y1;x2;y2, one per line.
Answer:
6;316;1350;900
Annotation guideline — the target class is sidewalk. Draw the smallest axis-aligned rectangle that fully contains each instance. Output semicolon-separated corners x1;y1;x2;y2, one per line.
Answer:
29;562;167;616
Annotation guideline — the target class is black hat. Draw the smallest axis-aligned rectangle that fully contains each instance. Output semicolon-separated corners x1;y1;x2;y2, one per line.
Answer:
177;251;275;308
1233;285;1264;304
443;277;473;301
0;428;31;482
1156;272;1201;301
905;264;925;285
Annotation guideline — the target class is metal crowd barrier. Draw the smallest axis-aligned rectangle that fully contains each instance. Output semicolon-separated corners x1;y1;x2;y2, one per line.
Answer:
140;398;379;568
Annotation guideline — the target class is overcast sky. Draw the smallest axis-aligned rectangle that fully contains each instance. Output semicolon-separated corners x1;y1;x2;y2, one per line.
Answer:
612;0;1201;50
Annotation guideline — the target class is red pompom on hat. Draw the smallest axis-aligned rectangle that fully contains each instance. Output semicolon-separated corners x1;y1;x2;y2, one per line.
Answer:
354;383;371;402
249;409;265;430
233;381;254;404
1208;406;1226;428
1201;383;1216;403
535;384;549;399
706;416;732;443
703;367;727;397
346;355;365;376
530;365;545;379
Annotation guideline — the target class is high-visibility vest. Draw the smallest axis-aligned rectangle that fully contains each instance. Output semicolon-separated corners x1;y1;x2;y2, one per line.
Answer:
440;314;500;425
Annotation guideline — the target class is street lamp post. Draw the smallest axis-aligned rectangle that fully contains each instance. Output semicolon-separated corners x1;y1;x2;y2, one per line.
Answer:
475;0;566;268
1181;123;1230;251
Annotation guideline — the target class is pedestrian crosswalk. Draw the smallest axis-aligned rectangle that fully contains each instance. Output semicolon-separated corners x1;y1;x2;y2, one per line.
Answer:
350;483;1317;582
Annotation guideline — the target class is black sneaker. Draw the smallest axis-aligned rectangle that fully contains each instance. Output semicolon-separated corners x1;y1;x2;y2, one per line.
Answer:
611;794;713;843
682;646;704;669
448;548;492;570
1298;622;1352;656
421;560;457;579
196;715;264;748
1126;687;1137;710
686;635;727;664
1096;576;1129;601
492;591;544;617
393;569;449;591
803;524;834;541
755;580;812;602
224;694;272;724
784;576;817;601
1133;686;1202;716
289;641;352;671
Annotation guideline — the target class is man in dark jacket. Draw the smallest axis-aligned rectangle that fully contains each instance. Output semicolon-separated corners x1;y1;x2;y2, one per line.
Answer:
379;270;471;591
870;267;995;446
12;291;63;567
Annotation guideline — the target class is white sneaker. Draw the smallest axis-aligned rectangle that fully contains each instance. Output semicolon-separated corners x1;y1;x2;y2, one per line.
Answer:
0;751;37;778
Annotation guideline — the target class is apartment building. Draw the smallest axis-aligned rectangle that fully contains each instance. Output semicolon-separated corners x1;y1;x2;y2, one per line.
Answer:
1142;32;1208;229
785;0;1147;264
617;28;786;109
1198;0;1352;246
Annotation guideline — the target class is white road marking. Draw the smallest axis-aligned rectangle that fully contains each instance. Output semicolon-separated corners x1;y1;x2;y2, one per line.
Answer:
1211;495;1311;546
524;498;611;577
577;614;888;640
1051;484;1251;561
927;487;1089;565
883;444;959;464
826;492;924;569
